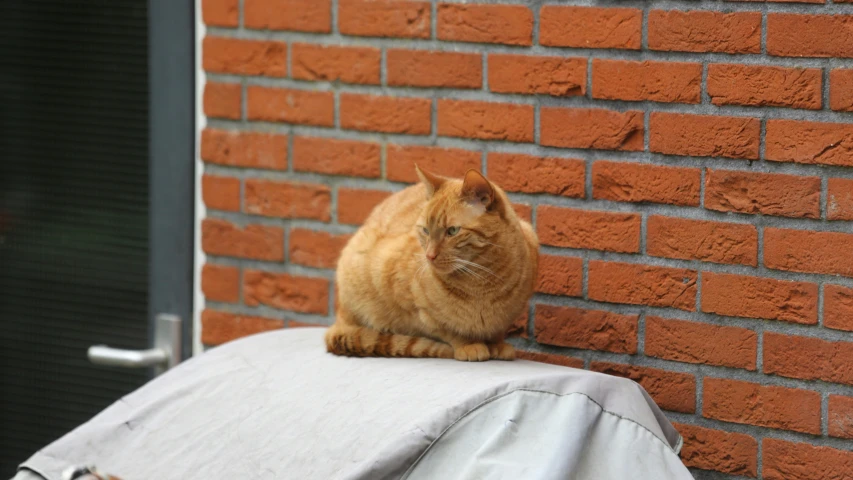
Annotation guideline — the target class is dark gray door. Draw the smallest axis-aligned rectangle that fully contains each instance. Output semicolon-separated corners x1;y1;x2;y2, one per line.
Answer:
0;1;194;476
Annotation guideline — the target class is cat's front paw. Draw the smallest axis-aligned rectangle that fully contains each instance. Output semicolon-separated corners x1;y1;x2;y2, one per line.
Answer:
488;342;515;360
454;343;490;362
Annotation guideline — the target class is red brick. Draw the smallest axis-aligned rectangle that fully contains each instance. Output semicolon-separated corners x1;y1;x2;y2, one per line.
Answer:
829;395;853;439
201;310;284;346
512;204;532;223
702;273;818;324
703;378;820;434
340;94;432;135
764;439;853;480
588;261;697;311
201;264;240;303
437;4;532;46
516;351;583;369
536;206;641;253
200;129;288;170
202;37;286;76
202;175;241;212
674;423;757;477
201;218;284;261
288;320;324;328
246;86;334;127
830;69;853;112
337;188;392;225
244;0;331;33
244;179;331;221
647;216;758;266
767;14;853;58
338;0;430;39
765;120;853;167
535;255;583;297
203;83;241;120
289;229;351;269
534;304;638;354
828;178;853;221
291;44;380;85
648;10;761;54
488;54;586;97
540;107;643;151
438;100;534;143
825;285;853;332
704;169;821;219
707;64;822;109
386;145;480;183
387;50;481;89
487;153;584;198
592;60;702;104
244;270;330;314
292;136;380;178
645;317;757;370
539;6;641;50
202;0;238;27
592;161;700;207
590;362;696;413
650;113;760;159
764;228;853;278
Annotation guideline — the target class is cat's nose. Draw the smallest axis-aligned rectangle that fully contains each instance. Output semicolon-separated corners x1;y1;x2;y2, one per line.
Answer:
426;251;438;261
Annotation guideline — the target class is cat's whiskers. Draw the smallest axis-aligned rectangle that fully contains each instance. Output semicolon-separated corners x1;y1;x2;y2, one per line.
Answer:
453;262;486;282
454;258;500;280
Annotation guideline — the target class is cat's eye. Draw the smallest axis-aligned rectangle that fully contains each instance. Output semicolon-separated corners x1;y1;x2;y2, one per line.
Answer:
446;226;460;236
421;227;429;235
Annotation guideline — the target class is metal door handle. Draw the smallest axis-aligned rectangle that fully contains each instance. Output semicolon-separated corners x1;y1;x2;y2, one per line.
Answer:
87;314;182;375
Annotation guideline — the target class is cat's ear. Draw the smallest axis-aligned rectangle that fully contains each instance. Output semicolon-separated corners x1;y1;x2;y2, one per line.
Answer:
461;169;496;210
415;163;445;197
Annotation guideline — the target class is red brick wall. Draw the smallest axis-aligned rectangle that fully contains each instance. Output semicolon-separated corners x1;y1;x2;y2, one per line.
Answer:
199;1;853;477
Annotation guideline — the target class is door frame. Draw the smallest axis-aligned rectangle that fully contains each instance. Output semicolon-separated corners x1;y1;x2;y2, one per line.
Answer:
148;0;195;360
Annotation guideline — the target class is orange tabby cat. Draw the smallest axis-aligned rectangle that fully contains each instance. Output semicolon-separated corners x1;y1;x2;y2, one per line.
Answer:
325;165;539;361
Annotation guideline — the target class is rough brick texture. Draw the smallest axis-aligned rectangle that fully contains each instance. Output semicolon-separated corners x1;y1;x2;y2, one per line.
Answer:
291;44;381;85
645;316;757;370
703;378;821;434
825;285;853;332
590;362;696;413
438;100;534;142
674;423;757;477
650;113;760;159
648;10;761;54
587;261;697;311
541;107;643;151
830;69;853;112
592;162;700;206
201;2;853;476
489;55;586;97
203;83;241;119
828;178;853;221
763;332;853;385
829;395;853;440
704;169;821;219
763;439;853;480
537;206;640;253
338;0;430;39
707;64;822;109
702;273;818;324
646;216;758;266
437;4;533;46
534;304;638;354
592;60;702;104
540;7;641;50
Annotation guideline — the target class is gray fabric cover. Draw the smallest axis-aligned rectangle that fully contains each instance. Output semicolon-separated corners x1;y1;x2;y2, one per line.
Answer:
16;328;692;480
